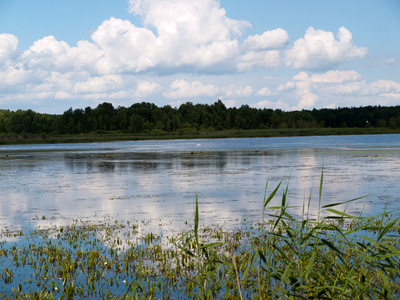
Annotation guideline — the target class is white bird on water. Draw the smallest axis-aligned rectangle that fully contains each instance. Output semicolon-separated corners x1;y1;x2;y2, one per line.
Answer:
196;143;201;147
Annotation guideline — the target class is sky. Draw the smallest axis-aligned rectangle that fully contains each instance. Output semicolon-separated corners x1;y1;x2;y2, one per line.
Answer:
0;0;400;114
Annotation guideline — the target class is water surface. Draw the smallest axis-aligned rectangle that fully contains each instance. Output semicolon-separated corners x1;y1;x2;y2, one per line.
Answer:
1;134;400;236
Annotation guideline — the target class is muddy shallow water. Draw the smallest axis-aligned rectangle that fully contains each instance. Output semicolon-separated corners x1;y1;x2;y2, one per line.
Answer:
1;134;400;236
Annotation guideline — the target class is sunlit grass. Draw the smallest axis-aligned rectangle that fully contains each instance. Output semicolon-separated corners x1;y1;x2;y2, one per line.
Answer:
1;174;400;299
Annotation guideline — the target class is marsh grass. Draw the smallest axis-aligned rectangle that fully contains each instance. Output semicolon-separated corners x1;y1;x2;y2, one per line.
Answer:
2;127;400;145
1;174;400;299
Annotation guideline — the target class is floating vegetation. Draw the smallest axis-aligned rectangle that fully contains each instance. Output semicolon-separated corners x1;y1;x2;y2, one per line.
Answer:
1;174;400;298
246;150;266;155
99;153;116;158
355;154;386;158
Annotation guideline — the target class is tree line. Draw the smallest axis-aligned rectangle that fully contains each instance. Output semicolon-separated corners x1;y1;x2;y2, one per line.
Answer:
1;100;400;135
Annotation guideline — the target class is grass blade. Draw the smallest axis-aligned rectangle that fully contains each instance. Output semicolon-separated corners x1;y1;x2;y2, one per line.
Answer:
264;180;282;208
194;195;199;244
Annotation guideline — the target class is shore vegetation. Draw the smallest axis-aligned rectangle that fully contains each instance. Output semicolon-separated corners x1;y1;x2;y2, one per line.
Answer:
1;102;400;144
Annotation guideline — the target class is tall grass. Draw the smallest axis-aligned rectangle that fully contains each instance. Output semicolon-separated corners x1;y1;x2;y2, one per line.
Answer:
172;172;400;299
1;174;400;298
244;172;400;298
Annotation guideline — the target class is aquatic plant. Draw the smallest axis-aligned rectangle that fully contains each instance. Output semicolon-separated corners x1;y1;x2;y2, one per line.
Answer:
0;175;399;299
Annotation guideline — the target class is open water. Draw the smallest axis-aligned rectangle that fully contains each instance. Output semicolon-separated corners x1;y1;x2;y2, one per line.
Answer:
1;134;400;236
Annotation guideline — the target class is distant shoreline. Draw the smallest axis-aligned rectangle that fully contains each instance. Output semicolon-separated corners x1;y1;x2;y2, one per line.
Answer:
1;127;400;145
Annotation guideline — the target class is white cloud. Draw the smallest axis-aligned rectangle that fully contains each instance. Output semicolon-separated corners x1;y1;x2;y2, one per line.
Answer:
126;0;250;73
74;75;124;94
129;0;250;39
242;28;289;51
256;87;274;97
0;65;32;87
334;80;400;96
134;80;161;97
91;18;158;73
22;36;73;71
21;36;103;73
181;40;240;73
29;72;76;95
0;0;396;112
370;80;400;92
285;27;368;70
163;79;220;99
224;84;252;98
373;58;396;67
311;70;361;83
237;50;281;72
277;81;296;92
109;91;132;99
324;103;336;109
168;100;184;108
334;81;366;96
0;34;19;67
293;72;319;109
29;36;70;55
252;99;293;110
222;99;236;108
54;91;71;100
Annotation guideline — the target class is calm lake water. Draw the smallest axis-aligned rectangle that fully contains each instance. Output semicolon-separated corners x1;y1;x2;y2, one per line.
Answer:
1;134;400;236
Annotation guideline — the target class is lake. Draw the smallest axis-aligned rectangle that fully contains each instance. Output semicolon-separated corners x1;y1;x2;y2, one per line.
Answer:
1;134;400;237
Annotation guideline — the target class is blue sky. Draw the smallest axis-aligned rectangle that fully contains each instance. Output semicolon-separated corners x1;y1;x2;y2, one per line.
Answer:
0;0;399;114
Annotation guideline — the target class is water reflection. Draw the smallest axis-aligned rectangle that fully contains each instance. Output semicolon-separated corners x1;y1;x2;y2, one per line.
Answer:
1;137;400;237
63;152;236;173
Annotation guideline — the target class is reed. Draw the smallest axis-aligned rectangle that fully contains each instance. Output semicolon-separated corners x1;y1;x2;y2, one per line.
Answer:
0;174;399;299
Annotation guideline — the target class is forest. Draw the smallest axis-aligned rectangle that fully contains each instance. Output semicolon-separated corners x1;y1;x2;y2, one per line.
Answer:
1;100;400;135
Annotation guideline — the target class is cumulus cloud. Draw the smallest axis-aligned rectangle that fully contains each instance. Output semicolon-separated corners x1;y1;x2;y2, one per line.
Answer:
293;72;319;109
277;81;296;92
0;66;32;87
237;50;281;72
285;27;368;70
255;87;274;97
224;84;253;98
22;36;71;71
168;100;184;108
91;18;158;73
0;2;370;83
163;79;220;99
334;80;400;96
29;72;74;94
311;70;361;83
222;99;236;108
279;71;400;109
164;80;254;100
0;0;392;112
242;28;289;51
129;0;250;39
134;80;161;97
370;80;400;92
74;75;124;94
126;0;250;72
0;34;19;67
21;36;103;74
252;100;293;110
54;91;72;100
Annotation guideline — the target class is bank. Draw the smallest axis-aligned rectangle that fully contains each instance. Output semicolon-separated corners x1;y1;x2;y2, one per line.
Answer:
1;127;400;145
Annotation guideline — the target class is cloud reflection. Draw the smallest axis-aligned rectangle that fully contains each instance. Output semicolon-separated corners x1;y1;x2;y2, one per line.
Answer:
1;145;399;239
